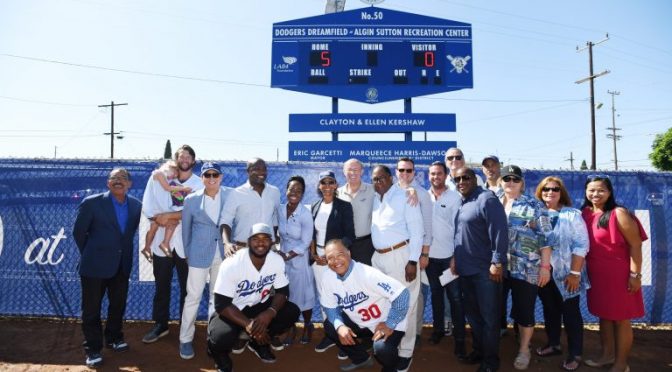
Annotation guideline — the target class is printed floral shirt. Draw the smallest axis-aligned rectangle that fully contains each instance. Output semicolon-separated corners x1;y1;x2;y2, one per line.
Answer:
547;207;590;299
504;193;554;284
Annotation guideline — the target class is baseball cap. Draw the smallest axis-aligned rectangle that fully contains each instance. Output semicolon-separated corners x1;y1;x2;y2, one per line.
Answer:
481;155;500;165
201;162;222;175
501;165;523;178
249;223;273;239
318;171;336;181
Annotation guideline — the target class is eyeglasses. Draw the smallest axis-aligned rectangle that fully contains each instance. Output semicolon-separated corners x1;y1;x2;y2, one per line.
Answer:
320;180;336;185
397;168;414;173
502;176;522;183
203;172;220;178
453;175;471;183
372;176;387;183
446;155;463;161
541;187;561;193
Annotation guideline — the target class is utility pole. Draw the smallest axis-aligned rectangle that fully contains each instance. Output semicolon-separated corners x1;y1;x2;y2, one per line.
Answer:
575;34;610;170
99;101;128;159
606;90;621;170
566;151;575;170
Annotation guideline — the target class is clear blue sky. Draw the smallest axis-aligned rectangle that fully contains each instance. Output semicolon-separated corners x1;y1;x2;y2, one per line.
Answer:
1;0;670;171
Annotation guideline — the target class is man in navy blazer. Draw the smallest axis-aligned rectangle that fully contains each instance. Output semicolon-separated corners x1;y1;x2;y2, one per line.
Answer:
178;162;231;359
73;167;142;368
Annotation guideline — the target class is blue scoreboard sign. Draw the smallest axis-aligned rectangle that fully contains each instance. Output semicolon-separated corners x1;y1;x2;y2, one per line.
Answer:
271;7;473;104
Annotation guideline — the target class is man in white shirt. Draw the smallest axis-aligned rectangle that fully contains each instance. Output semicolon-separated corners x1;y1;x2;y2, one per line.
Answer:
178;162;232;360
142;144;203;344
337;158;376;265
444;147;484;191
208;223;300;372
425;161;467;359
370;165;423;372
321;239;410;372
219;158;281;256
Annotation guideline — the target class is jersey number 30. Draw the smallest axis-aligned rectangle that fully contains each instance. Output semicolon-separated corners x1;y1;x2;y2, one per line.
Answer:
357;304;381;321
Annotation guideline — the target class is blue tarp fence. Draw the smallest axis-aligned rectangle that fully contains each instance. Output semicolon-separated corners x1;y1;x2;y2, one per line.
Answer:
0;159;670;324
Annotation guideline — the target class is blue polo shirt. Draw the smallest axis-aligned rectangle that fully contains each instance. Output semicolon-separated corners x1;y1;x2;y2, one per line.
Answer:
111;195;129;234
454;187;508;276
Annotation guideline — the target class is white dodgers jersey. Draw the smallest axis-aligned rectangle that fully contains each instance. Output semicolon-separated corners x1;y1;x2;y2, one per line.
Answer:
320;262;407;332
213;249;289;310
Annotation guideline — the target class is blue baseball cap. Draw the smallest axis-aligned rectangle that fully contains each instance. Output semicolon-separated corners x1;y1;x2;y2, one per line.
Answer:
319;170;336;181
482;155;500;165
201;162;222;175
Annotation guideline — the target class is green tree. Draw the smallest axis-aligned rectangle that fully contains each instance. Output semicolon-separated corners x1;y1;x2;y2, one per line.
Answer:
580;160;588;170
163;140;172;159
650;127;672;171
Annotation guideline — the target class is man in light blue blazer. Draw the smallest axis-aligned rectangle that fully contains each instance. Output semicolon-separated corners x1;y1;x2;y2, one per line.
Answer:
178;162;232;359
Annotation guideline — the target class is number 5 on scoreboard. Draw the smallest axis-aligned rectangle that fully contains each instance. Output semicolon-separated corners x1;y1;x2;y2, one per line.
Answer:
357;304;382;321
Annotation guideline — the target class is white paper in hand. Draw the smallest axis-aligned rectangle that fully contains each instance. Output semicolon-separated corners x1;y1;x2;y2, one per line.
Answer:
439;269;459;286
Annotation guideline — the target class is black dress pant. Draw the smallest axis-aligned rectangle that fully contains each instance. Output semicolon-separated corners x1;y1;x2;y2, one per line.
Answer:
151;254;188;327
80;267;129;352
208;298;300;355
538;277;583;358
349;235;375;266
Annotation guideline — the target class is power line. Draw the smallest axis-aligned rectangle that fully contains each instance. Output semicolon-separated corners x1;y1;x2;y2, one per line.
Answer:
0;94;95;107
0;53;267;88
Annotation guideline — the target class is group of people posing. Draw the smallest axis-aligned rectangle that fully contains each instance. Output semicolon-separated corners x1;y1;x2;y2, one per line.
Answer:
73;145;646;372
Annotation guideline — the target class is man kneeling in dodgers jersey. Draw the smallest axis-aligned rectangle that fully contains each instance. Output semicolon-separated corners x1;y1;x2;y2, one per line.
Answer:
321;239;410;372
207;223;300;372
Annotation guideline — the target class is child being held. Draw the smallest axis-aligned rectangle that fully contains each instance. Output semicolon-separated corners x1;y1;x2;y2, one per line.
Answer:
142;160;192;261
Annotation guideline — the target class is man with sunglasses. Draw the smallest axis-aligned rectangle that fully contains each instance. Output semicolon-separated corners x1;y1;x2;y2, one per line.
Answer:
142;145;203;344
395;157;433;347
178;162;232;359
444;147;484;191
371;164;424;372
453;167;508;372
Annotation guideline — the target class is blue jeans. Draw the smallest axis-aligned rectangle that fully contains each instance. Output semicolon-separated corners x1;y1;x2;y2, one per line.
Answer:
460;271;502;370
426;257;466;345
324;313;404;372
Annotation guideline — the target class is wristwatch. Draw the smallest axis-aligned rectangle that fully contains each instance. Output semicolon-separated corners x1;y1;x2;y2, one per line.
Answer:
630;271;642;279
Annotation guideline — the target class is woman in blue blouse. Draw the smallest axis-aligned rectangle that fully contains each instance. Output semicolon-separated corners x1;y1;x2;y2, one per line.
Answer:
498;165;553;370
277;175;316;345
534;176;590;371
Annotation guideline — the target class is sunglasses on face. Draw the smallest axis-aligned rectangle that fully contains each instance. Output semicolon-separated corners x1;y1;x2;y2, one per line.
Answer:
320;180;336;185
372;176;387;183
454;175;471;183
502;176;522;183
446;155;463;161
203;172;220;178
542;187;561;193
397;168;414;173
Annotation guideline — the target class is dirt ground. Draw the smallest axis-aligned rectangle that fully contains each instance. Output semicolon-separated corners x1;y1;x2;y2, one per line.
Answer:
0;318;670;372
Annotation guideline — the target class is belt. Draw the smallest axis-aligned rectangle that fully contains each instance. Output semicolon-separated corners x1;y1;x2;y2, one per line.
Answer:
354;234;371;242
235;241;247;247
375;240;409;254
